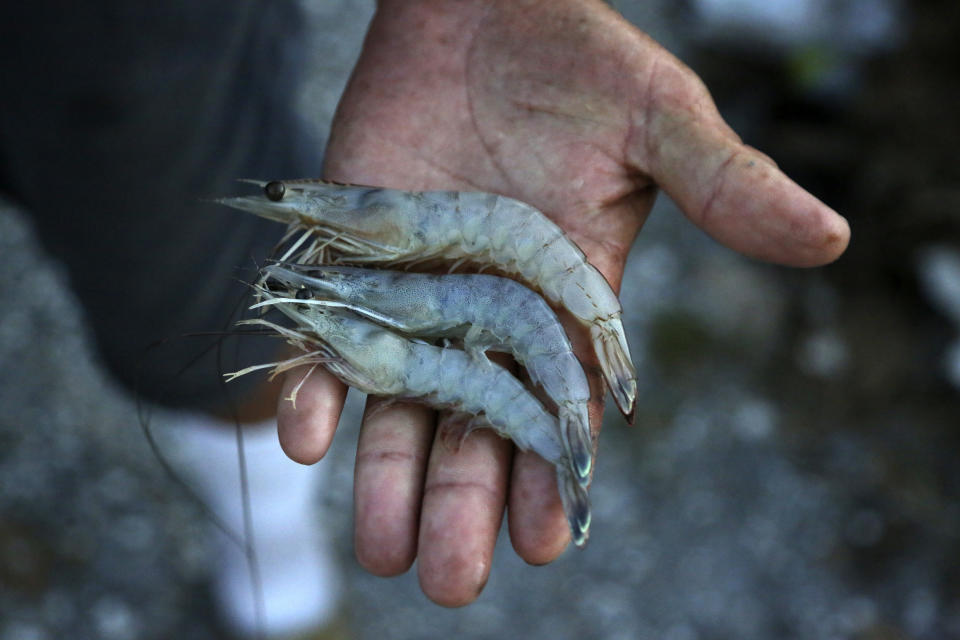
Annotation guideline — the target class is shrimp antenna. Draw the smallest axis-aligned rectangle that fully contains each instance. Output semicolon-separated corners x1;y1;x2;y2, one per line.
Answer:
135;261;273;639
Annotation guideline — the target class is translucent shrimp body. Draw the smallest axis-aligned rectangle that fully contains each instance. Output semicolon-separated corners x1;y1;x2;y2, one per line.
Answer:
217;180;637;420
244;293;591;547
260;264;593;486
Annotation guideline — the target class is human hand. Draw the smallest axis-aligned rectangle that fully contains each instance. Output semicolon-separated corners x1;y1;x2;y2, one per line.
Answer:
274;0;849;606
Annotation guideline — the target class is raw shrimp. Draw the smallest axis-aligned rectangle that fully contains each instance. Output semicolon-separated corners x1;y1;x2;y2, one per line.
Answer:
216;180;637;420
258;263;593;486
232;290;591;547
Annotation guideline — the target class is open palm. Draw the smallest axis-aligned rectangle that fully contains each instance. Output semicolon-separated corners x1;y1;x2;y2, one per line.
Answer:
273;0;849;607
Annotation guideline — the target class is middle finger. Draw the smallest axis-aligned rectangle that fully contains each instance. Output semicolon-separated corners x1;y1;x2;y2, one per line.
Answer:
417;418;513;607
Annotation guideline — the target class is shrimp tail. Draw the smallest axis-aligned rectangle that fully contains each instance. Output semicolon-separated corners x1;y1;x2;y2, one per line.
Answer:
559;405;593;488
557;467;591;548
591;317;637;423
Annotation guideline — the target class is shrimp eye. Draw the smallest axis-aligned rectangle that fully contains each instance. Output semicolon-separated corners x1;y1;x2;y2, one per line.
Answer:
295;288;311;300
264;181;285;201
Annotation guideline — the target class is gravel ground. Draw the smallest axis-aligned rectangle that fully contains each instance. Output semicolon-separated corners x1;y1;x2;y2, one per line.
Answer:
2;2;959;640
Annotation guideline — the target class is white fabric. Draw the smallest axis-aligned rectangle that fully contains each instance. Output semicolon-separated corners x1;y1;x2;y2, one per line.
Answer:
169;413;341;638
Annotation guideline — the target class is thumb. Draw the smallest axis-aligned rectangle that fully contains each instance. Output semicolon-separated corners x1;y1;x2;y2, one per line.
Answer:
633;66;850;267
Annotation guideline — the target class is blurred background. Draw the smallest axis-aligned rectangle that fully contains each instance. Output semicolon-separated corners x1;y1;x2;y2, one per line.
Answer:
1;0;959;638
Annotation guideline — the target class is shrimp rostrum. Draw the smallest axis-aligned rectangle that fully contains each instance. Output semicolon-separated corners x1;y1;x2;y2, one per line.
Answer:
216;180;637;420
257;263;594;487
234;288;591;547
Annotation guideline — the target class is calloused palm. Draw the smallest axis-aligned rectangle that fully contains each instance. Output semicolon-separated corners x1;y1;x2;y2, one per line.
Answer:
272;0;849;607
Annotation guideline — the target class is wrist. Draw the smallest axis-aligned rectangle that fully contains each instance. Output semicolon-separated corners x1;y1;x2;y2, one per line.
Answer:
358;0;497;81
375;0;488;19
374;0;586;24
376;0;486;11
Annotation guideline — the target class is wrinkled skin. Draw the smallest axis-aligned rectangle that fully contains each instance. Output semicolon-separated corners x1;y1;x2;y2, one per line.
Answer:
270;0;849;607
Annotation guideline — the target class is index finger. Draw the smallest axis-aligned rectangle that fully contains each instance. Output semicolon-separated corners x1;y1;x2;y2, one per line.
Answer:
276;366;348;464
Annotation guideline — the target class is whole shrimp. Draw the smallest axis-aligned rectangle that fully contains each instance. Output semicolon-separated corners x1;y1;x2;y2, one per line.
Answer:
216;180;637;420
258;263;593;487
233;289;591;547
